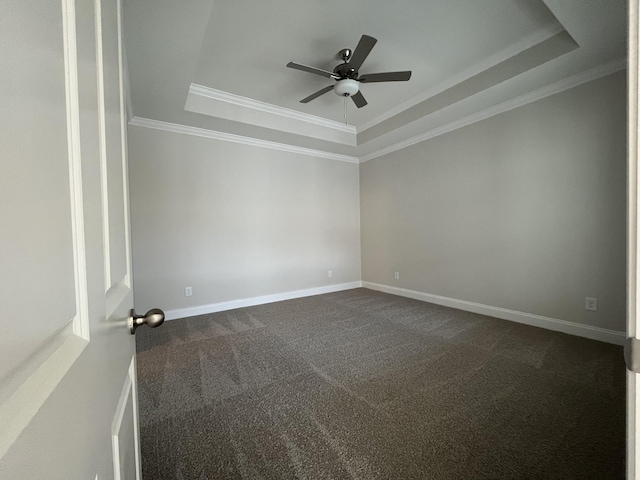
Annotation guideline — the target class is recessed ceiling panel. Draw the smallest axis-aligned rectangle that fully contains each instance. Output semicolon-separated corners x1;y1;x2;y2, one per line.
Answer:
124;0;626;158
192;0;560;126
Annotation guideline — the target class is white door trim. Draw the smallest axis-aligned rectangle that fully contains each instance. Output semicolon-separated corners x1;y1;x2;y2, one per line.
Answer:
628;0;639;478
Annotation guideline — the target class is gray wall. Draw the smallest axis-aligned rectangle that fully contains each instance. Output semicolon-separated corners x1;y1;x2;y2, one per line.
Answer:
128;126;361;312
360;71;626;332
128;71;626;333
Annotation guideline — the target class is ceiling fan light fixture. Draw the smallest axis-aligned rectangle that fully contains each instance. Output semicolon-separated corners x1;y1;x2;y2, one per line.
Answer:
287;34;411;108
334;78;359;97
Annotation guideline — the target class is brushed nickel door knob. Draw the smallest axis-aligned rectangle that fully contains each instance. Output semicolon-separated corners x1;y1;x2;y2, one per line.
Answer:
128;308;165;334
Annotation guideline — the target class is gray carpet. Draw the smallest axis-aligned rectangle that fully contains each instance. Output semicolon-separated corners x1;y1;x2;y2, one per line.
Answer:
136;288;625;479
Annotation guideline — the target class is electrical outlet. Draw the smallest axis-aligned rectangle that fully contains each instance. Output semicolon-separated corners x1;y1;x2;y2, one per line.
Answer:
585;297;597;311
328;270;332;278
394;272;399;280
185;286;192;297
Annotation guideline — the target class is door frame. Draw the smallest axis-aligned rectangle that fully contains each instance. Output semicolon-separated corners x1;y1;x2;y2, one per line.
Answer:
629;0;639;478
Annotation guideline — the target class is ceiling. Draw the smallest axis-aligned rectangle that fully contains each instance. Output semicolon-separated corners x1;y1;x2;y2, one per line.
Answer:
123;0;627;160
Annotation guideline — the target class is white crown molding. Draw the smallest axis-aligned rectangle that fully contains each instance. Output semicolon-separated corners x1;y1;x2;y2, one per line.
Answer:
357;22;566;133
163;281;363;321
362;282;625;345
360;58;627;163
128;117;359;163
130;58;624;166
189;83;356;135
187;23;565;141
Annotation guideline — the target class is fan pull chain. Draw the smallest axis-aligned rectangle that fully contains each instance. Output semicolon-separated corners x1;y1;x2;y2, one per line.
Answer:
344;97;348;126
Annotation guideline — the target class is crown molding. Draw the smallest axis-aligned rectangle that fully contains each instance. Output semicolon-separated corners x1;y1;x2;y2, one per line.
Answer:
128;117;360;163
129;59;625;166
357;22;566;134
188;23;565;141
189;83;356;135
359;58;626;163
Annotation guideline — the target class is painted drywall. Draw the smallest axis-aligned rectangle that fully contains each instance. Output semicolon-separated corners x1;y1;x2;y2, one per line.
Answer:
360;71;626;332
128;126;361;313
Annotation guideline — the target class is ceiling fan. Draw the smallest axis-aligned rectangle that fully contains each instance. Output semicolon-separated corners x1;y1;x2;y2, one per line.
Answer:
286;34;412;108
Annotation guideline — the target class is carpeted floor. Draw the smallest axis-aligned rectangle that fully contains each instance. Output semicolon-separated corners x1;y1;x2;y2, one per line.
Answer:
136;288;625;479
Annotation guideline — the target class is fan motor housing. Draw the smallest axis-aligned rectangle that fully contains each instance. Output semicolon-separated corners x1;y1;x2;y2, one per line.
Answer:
333;63;358;79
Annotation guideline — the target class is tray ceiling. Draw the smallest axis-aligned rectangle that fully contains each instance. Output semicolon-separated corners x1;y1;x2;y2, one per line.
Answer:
123;0;627;159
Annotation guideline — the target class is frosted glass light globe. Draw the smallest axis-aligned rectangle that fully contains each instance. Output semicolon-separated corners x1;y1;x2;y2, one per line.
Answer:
334;79;359;97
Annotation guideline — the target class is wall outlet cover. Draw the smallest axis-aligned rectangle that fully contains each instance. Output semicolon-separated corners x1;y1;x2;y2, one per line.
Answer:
585;297;597;311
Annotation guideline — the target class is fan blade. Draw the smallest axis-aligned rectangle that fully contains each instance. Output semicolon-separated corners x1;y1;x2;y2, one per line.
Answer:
359;71;412;83
351;91;367;108
348;35;377;72
287;62;338;79
300;85;334;103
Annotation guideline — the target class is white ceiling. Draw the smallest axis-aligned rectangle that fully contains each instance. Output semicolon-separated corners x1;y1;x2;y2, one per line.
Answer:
123;0;627;159
192;0;558;124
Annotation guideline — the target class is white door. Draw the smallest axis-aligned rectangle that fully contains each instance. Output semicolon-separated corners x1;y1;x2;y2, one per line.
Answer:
631;1;640;479
0;0;144;478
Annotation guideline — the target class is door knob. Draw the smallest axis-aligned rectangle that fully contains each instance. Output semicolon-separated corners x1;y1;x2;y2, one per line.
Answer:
128;308;165;334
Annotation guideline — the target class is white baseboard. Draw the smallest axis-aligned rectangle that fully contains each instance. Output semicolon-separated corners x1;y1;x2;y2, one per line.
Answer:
164;281;363;321
362;282;626;346
163;280;625;346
